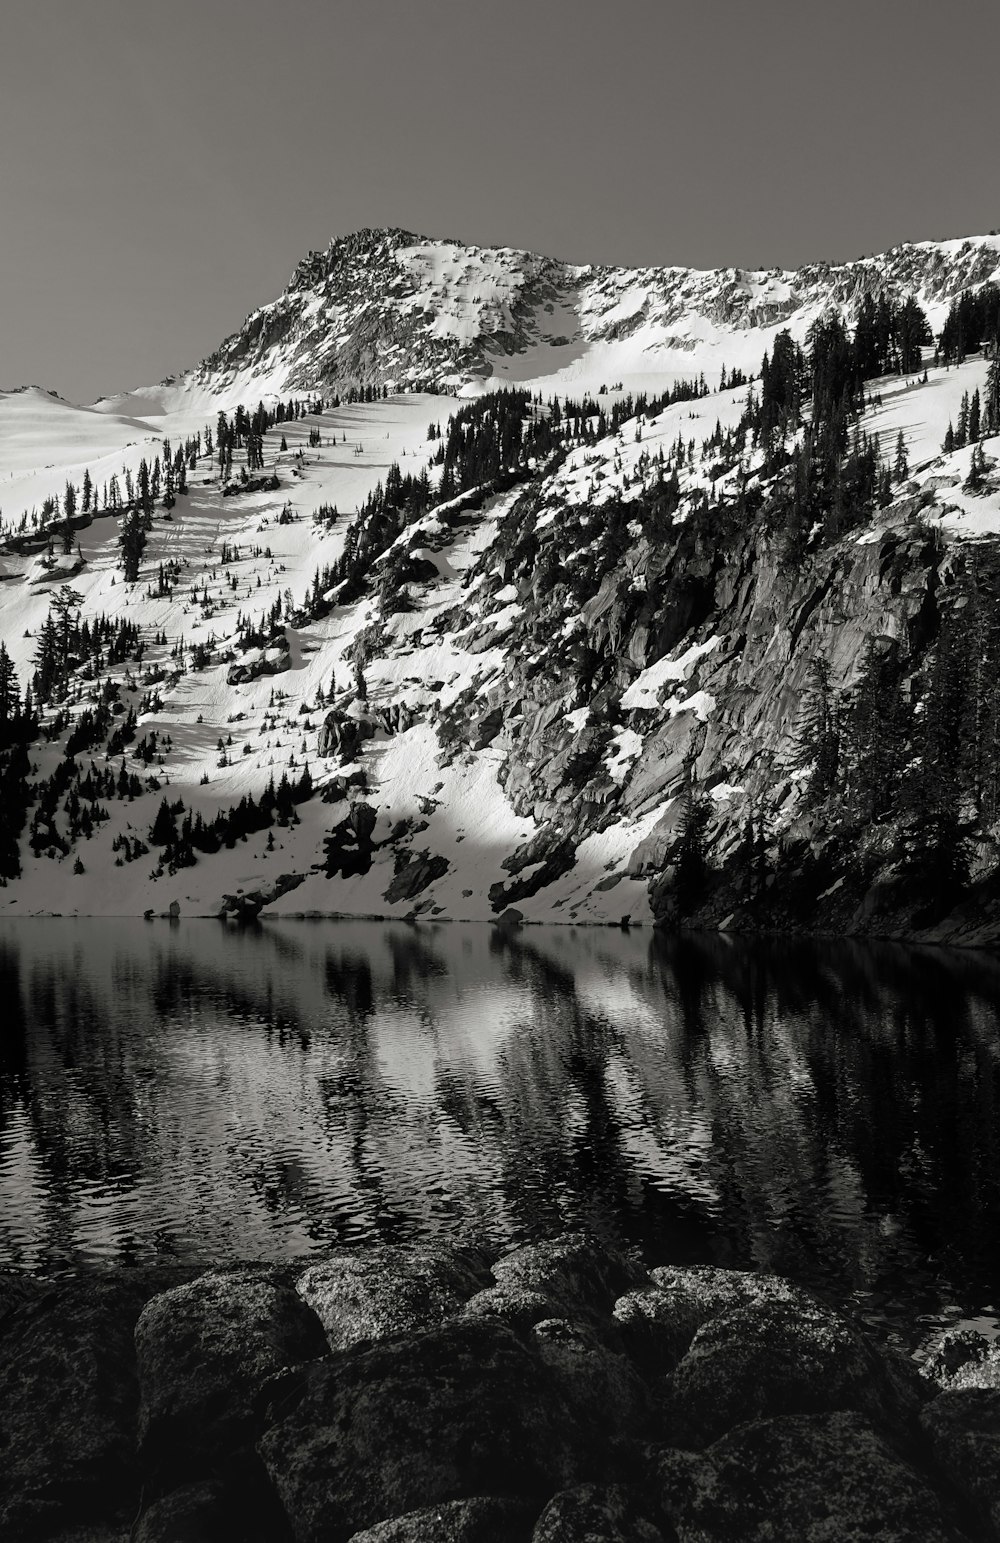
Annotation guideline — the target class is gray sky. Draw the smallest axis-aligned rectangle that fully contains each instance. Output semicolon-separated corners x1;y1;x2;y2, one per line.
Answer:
4;0;999;403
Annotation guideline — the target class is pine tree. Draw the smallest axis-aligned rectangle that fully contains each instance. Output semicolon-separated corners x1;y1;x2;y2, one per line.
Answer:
893;431;909;483
985;349;1000;437
61;480;77;554
119;507;147;583
968;389;982;444
0;642;19;733
796;658;840;808
674;770;713;915
956;391;970;449
964;443;987;493
843;641;911;824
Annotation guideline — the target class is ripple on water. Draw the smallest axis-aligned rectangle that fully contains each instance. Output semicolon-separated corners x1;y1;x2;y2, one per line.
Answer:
0;919;999;1347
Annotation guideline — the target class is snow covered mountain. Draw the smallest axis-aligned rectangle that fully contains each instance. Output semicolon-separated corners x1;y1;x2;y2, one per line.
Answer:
91;226;1000;411
3;226;1000;939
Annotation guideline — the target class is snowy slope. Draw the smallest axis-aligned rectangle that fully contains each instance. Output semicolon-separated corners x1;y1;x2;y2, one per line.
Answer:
4;225;1000;926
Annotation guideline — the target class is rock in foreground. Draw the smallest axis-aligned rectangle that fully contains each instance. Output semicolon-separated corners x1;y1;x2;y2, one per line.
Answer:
0;1237;992;1542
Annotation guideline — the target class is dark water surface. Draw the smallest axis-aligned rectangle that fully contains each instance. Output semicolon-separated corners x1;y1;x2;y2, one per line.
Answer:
2;919;999;1347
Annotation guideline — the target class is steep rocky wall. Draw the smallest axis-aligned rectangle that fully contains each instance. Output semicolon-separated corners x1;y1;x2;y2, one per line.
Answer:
426;471;1000;943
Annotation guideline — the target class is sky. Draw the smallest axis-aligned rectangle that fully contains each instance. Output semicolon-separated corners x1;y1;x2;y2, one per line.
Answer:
3;0;999;404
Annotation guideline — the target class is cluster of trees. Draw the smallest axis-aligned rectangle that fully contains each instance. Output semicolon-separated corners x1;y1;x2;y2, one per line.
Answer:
753;297;930;453
214;404;273;480
433;389;553;497
30;443;194;551
336;383;390;405
0;644;37;879
943;360;1000;451
796;550;1000;899
32;588;144;704
27;748;153;864
718;364;750;391
938;284;1000;364
303;460;439;614
147;769;313;872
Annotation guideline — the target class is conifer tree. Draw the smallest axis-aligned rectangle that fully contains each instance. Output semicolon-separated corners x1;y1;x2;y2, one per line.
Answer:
60;480;78;554
796;658;840;807
674;769;713;915
956;391;970;449
964;443;987;493
968;389;981;444
985;349;1000;437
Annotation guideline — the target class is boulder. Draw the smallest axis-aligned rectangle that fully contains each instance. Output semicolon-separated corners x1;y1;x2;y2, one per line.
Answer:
0;1277;162;1537
612;1288;712;1376
318;708;374;759
613;1265;825;1378
133;1482;230;1543
489;1234;648;1320
324;801;379;879
530;1318;651;1448
660;1294;924;1449
257;1318;601;1542
653;1409;960;1542
135;1268;327;1478
346;1496;534;1542
296;1245;488;1353
921;1327;1000;1391
648;1262;815;1316
920;1387;1000;1538
458;1284;565;1334
532;1483;673;1543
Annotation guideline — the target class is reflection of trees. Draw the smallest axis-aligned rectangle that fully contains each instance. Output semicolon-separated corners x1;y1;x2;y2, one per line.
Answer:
629;934;1000;1311
1;920;1000;1328
0;942;28;1103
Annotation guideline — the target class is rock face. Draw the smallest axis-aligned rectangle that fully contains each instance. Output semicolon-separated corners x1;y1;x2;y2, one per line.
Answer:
0;1274;191;1538
0;1238;993;1542
135;1268;328;1477
257;1318;598;1542
346;1496;534;1543
660;1294;924;1449
921;1389;1000;1539
296;1244;488;1352
654;1409;961;1543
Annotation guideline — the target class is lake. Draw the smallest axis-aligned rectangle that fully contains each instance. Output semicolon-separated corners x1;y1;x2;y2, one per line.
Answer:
1;919;998;1351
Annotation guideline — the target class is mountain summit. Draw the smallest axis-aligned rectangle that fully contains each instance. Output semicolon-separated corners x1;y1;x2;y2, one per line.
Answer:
95;227;1000;415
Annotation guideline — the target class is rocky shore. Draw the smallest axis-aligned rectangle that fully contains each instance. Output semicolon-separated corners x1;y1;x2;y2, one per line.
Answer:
1;1234;999;1542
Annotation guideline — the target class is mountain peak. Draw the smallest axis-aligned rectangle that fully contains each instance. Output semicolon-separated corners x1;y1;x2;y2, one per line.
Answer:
99;226;1000;420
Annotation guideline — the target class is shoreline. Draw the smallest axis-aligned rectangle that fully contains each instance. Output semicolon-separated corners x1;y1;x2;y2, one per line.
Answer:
4;906;1000;959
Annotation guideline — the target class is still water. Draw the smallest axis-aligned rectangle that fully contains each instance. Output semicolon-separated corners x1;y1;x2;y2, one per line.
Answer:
1;919;999;1346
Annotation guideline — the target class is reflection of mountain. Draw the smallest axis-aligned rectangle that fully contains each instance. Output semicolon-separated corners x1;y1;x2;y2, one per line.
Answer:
0;921;999;1339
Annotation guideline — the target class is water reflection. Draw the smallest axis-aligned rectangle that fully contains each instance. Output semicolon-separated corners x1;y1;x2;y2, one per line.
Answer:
1;920;999;1343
